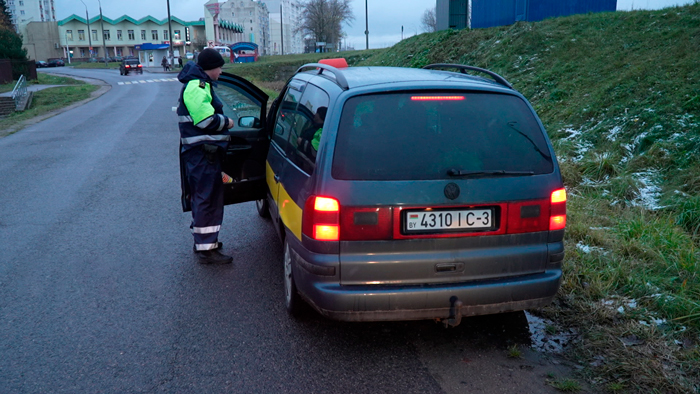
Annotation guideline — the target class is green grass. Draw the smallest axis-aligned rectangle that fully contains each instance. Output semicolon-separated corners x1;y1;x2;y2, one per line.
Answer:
228;4;700;392
71;62;120;69
0;83;98;135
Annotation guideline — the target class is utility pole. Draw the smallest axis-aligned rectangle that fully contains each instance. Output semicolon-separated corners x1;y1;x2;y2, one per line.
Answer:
80;0;92;58
364;0;369;50
98;0;107;66
166;0;174;66
65;30;71;64
280;3;284;55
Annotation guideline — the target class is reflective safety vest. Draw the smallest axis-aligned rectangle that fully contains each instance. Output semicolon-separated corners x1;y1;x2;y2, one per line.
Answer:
177;78;231;151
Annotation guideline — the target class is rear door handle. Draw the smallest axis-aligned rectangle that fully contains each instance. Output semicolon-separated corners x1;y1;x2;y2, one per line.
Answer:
274;174;280;183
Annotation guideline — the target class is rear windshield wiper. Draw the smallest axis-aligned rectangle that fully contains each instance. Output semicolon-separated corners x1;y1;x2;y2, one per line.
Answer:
448;169;535;177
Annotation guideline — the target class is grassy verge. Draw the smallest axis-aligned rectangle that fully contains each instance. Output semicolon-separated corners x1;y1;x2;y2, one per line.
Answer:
70;62;120;69
0;81;98;135
234;4;700;392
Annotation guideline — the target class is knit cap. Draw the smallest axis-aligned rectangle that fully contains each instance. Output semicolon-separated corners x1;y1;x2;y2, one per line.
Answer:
197;48;225;70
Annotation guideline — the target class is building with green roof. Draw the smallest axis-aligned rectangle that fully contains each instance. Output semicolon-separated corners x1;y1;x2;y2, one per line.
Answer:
55;14;206;65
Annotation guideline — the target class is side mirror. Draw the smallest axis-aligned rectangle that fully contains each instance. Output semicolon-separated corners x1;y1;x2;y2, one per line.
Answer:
238;116;261;128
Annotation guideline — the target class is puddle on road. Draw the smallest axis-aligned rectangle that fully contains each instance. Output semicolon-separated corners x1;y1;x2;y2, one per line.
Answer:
525;312;578;354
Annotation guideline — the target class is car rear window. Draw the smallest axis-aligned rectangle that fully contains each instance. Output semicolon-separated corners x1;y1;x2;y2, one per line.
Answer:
332;92;554;180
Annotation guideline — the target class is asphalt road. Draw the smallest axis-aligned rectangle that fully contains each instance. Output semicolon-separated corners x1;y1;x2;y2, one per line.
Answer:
0;68;582;393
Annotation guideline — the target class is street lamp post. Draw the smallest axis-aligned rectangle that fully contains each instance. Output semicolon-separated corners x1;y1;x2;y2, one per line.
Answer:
80;0;92;58
166;0;174;67
98;0;108;66
65;30;71;64
364;0;369;50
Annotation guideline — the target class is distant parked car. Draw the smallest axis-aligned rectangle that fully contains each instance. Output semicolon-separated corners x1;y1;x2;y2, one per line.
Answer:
112;56;123;62
36;60;48;68
47;59;65;67
185;52;194;60
119;58;143;75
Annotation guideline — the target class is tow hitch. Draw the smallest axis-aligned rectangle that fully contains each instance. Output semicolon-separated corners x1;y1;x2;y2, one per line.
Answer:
442;296;463;328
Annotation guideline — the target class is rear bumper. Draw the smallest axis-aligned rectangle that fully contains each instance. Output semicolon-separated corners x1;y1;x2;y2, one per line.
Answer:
307;271;560;322
290;240;561;322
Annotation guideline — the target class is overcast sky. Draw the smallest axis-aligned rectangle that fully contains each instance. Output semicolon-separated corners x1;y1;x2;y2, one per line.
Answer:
54;0;697;49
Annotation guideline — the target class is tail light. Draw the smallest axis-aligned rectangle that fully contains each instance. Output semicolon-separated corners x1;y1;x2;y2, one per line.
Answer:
302;196;393;241
506;188;566;233
137;64;142;67
549;188;567;231
125;65;130;68
303;196;340;241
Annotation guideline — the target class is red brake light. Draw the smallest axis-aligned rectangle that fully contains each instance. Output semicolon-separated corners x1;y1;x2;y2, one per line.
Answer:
303;196;340;241
137;64;142;67
549;188;567;231
550;215;566;230
125;65;130;68
314;197;339;212
411;96;465;101
551;189;566;203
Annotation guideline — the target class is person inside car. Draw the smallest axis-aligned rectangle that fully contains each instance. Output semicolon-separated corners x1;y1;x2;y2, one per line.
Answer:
297;106;327;159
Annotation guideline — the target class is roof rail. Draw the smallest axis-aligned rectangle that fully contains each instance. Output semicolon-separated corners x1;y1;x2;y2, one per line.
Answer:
296;63;349;90
422;64;513;89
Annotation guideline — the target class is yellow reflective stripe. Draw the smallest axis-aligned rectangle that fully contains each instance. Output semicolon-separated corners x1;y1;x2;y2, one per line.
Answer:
278;182;303;241
267;161;302;241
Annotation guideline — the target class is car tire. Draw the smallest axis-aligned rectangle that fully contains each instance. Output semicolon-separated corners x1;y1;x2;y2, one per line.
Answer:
255;198;270;219
283;239;303;316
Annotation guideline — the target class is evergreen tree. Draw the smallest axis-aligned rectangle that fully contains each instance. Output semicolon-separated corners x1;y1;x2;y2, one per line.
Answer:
0;0;27;60
0;0;13;30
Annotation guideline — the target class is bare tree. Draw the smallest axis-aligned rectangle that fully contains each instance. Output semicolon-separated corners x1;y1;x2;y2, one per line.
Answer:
421;8;437;33
298;0;354;51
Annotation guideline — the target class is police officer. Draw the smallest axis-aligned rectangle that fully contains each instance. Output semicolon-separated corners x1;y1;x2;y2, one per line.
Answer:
177;48;234;264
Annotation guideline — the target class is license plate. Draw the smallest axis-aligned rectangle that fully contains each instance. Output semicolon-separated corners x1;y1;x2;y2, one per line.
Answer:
405;209;494;233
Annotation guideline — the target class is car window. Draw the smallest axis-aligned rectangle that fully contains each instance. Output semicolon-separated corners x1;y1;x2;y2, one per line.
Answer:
288;84;330;174
332;92;553;180
272;86;304;154
216;79;265;131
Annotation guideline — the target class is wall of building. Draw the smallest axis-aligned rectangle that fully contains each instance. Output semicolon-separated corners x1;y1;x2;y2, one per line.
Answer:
267;0;304;55
20;21;62;61
7;0;56;31
57;15;202;60
205;0;271;55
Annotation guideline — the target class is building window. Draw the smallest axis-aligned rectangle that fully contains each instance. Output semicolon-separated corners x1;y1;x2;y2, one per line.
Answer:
103;30;110;41
117;30;122;40
66;30;73;40
163;30;169;40
141;30;146;40
174;30;181;40
92;30;97;40
20;10;25;15
78;29;85;41
19;0;23;5
152;30;158;40
128;30;134;40
80;48;86;57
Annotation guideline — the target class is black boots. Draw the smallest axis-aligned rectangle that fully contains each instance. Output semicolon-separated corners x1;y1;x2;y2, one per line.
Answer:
196;249;233;265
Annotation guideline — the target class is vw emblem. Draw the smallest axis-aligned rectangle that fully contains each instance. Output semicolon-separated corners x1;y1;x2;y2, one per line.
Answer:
444;183;460;200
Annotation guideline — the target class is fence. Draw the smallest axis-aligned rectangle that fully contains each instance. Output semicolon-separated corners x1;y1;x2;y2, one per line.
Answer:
0;59;38;84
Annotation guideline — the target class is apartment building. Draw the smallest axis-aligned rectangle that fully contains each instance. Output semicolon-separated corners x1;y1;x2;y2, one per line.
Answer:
266;0;304;55
205;0;270;55
6;0;56;31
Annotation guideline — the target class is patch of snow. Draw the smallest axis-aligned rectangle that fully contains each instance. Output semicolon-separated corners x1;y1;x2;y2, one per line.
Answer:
631;170;664;210
607;126;623;141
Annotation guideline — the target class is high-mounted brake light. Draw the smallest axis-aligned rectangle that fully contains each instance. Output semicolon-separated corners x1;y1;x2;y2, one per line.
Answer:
411;96;465;101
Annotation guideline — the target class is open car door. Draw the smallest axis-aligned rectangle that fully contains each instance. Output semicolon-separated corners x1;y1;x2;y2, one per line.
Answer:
180;72;269;212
